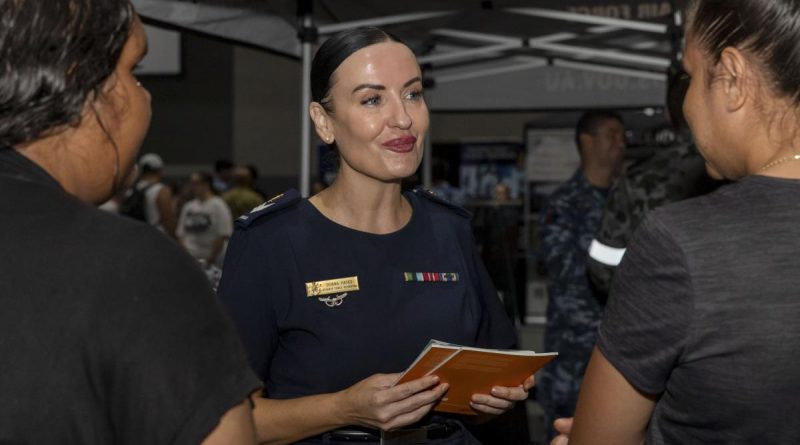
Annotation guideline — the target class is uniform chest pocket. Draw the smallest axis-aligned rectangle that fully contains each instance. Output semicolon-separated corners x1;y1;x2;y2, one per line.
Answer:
400;275;477;342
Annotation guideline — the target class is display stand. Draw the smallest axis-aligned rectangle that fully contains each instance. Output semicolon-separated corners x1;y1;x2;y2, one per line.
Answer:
522;128;580;349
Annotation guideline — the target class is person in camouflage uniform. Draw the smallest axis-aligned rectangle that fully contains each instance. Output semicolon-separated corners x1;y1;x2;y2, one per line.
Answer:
538;110;626;439
586;137;722;300
586;62;725;301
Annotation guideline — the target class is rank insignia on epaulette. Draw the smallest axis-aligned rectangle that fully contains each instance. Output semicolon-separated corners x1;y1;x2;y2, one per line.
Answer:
403;272;460;282
242;193;284;215
247;201;275;214
412;188;471;218
236;189;301;227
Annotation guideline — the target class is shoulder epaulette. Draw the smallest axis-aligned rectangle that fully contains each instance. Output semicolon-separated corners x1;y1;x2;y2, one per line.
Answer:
235;189;301;228
412;188;471;219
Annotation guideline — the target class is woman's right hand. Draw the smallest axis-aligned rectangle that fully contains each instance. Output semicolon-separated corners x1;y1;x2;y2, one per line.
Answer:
339;373;449;431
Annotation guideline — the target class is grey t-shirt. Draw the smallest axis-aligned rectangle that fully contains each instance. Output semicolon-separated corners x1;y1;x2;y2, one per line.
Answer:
598;175;800;444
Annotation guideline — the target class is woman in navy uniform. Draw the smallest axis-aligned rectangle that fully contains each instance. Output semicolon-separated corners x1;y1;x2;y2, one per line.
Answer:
218;27;529;444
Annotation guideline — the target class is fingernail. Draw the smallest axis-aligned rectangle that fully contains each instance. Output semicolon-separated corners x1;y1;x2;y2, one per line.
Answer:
491;387;500;394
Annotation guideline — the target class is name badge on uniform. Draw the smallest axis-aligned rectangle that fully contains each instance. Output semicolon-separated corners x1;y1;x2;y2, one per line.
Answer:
403;272;460;282
306;276;359;307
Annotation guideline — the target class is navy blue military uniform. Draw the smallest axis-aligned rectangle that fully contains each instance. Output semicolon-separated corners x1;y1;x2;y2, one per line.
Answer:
537;170;607;436
218;189;517;444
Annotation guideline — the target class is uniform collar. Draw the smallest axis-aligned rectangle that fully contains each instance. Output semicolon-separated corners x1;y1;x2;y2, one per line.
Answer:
571;169;610;197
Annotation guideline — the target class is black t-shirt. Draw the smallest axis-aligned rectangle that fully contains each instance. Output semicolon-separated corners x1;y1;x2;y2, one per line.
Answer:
0;149;261;444
218;189;517;400
599;175;800;444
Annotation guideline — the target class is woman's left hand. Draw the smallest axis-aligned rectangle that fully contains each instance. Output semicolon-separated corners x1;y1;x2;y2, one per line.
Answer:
469;374;534;415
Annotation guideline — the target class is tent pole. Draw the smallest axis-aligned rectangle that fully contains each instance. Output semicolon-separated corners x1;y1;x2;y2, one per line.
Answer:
505;7;668;34
317;11;455;35
422;132;432;189
298;0;314;198
301;28;312;197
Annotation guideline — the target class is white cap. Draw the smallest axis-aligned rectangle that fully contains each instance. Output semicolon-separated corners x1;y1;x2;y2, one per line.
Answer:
138;153;164;170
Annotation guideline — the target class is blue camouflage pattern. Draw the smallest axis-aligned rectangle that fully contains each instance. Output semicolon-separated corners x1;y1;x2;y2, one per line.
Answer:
537;169;608;433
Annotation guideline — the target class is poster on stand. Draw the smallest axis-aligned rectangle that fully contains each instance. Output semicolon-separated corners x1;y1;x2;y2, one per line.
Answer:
459;142;525;202
526;128;580;183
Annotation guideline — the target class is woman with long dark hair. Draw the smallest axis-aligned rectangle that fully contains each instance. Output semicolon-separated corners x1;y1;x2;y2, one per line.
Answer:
0;1;259;443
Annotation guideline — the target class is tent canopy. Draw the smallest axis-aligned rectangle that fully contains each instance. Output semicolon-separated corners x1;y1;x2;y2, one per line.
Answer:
132;0;683;194
133;0;681;87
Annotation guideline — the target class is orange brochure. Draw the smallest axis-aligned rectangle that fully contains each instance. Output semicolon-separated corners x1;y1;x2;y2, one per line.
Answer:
395;340;558;415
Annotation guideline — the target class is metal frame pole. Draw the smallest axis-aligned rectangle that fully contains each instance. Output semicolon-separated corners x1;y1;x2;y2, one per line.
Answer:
300;30;312;197
298;0;315;197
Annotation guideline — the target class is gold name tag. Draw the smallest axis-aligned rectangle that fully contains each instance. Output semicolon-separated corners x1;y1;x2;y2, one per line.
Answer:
305;276;360;297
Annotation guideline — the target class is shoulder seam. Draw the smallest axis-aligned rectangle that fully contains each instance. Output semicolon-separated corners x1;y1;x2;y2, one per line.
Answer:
411;188;471;219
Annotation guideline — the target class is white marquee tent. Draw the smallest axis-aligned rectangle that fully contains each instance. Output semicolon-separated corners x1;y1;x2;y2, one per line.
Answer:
132;0;684;195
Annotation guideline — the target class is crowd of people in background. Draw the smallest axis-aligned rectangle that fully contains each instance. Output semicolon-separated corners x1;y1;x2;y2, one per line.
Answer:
99;156;269;276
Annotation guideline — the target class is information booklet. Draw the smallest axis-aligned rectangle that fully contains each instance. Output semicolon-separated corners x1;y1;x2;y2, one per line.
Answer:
395;340;558;415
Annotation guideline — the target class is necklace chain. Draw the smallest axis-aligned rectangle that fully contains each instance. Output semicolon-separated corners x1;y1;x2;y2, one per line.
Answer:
759;154;800;172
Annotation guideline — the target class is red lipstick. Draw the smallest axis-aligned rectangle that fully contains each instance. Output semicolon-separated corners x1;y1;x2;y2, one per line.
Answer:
382;136;417;153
